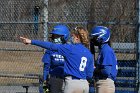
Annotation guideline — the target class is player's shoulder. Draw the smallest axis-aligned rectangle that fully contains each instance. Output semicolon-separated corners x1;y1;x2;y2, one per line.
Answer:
84;48;93;57
56;43;73;52
61;43;72;48
102;44;113;52
101;45;116;58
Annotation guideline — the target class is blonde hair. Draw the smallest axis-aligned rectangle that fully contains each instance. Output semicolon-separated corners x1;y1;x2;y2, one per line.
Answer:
72;27;90;49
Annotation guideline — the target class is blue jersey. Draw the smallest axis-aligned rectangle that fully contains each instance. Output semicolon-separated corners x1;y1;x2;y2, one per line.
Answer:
42;49;65;80
31;40;94;79
95;43;118;81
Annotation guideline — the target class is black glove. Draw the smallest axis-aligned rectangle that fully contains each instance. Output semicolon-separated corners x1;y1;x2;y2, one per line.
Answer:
43;80;50;93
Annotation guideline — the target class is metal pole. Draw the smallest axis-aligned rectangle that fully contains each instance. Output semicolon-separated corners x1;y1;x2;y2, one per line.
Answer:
38;0;49;93
43;0;49;41
138;0;140;92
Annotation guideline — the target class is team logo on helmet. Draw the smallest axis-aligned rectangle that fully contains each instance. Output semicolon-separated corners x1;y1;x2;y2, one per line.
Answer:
91;26;110;43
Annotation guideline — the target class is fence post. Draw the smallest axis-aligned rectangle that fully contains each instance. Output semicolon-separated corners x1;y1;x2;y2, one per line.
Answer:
38;0;49;93
43;0;49;41
138;0;140;92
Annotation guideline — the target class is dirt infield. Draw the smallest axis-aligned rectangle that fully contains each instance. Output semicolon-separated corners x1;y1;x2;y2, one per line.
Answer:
0;51;43;74
0;41;44;85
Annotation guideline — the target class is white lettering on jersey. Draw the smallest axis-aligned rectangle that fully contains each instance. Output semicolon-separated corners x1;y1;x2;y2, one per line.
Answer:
79;57;87;71
52;54;65;62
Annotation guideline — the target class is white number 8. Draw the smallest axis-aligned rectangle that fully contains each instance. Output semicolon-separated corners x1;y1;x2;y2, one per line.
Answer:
79;57;87;71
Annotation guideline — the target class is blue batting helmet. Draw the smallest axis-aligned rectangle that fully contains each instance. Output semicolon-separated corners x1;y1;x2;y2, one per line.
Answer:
50;24;70;41
91;26;110;43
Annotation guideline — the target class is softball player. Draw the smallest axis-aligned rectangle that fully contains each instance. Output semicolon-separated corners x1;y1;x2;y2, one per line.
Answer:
20;25;94;93
42;25;70;93
90;26;118;93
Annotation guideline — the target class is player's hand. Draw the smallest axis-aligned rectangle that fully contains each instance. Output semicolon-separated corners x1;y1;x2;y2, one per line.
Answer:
20;37;31;44
43;80;50;93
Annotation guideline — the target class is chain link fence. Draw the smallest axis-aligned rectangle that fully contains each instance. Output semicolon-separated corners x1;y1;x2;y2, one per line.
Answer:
0;0;44;92
0;0;138;93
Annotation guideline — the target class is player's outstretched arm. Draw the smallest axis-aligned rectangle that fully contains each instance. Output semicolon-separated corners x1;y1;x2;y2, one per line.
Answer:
20;36;31;44
20;36;59;51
